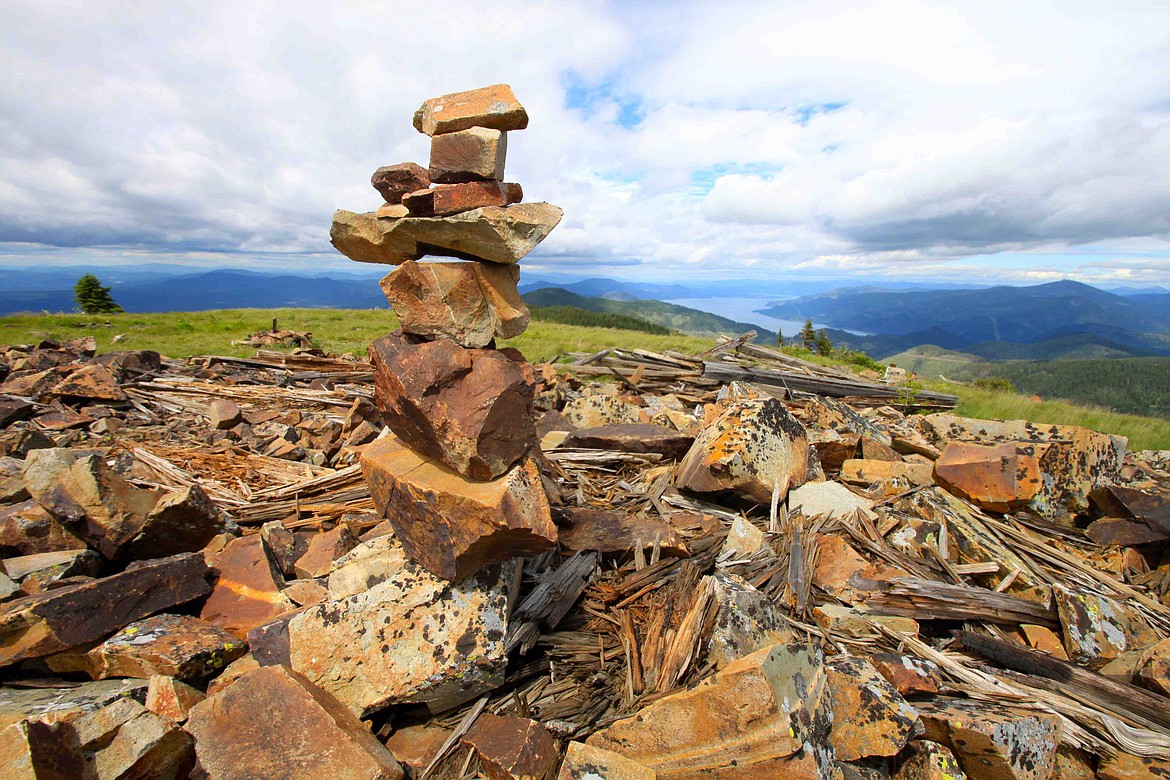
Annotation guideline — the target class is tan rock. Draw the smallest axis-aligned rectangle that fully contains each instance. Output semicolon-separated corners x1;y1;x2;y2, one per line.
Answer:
461;713;558;780
376;203;409;218
674;396;809;504
252;538;510;716
199;535;294;640
430;126;507;182
371;162;430;204
362;435;555;582
825;656;919;762
893;741;966;780
283;578;328;607
1020;624;1069;661
587;642;834;779
258;520;307;578
0;553;210;668
1137;637;1170;695
868;653;942;696
325;534;404;600
73;697;194;779
558;741;657;780
293;525;358;579
0;719;86;778
1;548;96;582
146;676;205;723
924;413;1125;518
46;613;245;680
788;480;876;520
706;573;796;669
1051;746;1096;780
1054;584;1157;669
50;364;125;401
206;399;241;430
933;441;1046;513
840;459;934;490
204;653;258;697
0;499;86;556
812;604;919;639
330;203;563;266
0;678;146;731
379;260;529;347
186;665;404;779
721;516;767;558
1097;752;1170;779
369;331;536;480
413;84;528;136
915;697;1061;780
403;181;522;216
562;391;641;428
812;535;908;603
384;723;452;775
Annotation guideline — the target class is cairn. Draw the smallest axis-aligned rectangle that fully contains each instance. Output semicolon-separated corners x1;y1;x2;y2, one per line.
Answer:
330;84;562;583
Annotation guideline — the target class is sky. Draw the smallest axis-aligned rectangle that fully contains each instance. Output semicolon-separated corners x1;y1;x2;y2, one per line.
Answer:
2;0;1169;287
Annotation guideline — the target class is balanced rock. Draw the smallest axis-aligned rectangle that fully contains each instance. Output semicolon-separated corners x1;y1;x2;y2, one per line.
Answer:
402;181;522;217
371;162;430;205
369;332;537;479
46;613;246;681
430;126;507;183
379;260;529;348
361;434;555;581
461;713;558;780
413;84;528;136
674;396;809;504
587;642;834;779
251;536;510;715
0;552;210;667
329;203;563;266
186;665;404;780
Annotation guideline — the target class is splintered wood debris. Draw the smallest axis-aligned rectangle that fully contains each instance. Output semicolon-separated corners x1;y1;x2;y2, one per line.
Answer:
1;333;1169;778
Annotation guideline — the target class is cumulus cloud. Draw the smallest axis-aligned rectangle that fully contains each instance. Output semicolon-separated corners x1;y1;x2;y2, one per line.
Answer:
0;0;1168;284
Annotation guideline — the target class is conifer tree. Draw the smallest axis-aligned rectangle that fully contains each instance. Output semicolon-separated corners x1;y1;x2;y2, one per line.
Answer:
815;328;833;355
799;318;816;350
73;274;124;314
776;327;783;348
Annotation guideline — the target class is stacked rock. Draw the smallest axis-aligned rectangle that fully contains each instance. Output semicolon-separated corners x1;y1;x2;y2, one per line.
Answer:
329;84;561;582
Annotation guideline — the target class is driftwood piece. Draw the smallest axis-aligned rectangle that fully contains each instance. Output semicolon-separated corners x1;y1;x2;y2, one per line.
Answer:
868;577;1059;627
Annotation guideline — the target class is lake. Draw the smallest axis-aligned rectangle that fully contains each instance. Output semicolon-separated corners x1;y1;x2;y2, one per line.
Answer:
663;296;852;338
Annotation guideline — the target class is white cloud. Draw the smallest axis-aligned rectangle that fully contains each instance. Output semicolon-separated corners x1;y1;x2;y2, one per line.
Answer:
0;0;1168;285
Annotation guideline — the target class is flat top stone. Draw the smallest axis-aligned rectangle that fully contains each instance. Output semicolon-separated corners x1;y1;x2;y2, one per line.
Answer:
413;84;528;136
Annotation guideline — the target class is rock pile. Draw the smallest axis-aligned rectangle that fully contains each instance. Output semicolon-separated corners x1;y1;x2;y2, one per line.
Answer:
0;86;1169;779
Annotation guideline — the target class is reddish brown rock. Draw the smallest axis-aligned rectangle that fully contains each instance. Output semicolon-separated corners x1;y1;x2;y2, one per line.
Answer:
371;162;430;204
0;367;71;399
199;535;294;640
587;642;833;779
840;459;934;490
557;742;657;780
402;181;522;216
283;578;328;607
812;534;908;602
146;675;205;723
50;364;125;401
73;697;194;779
47;613;246;680
933;441;1046;513
430;126;508;182
128;484;228;560
0;500;86;556
413;84;529;136
292;525;358;579
369;331;537;480
562;423;694;459
915;697;1061;780
1097;752;1170;779
825;656;919;762
329;203;563;266
462;713;558;780
674;396;809;504
1020;624;1069;661
378;260;529;348
1137;637;1170;695
0;552;211;667
206;399;241;430
185;665;404;779
0;718;86;778
258;520;307;578
868;653;942;696
384;723;453;776
554;507;686;557
362;435;555;582
0;395;35;428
